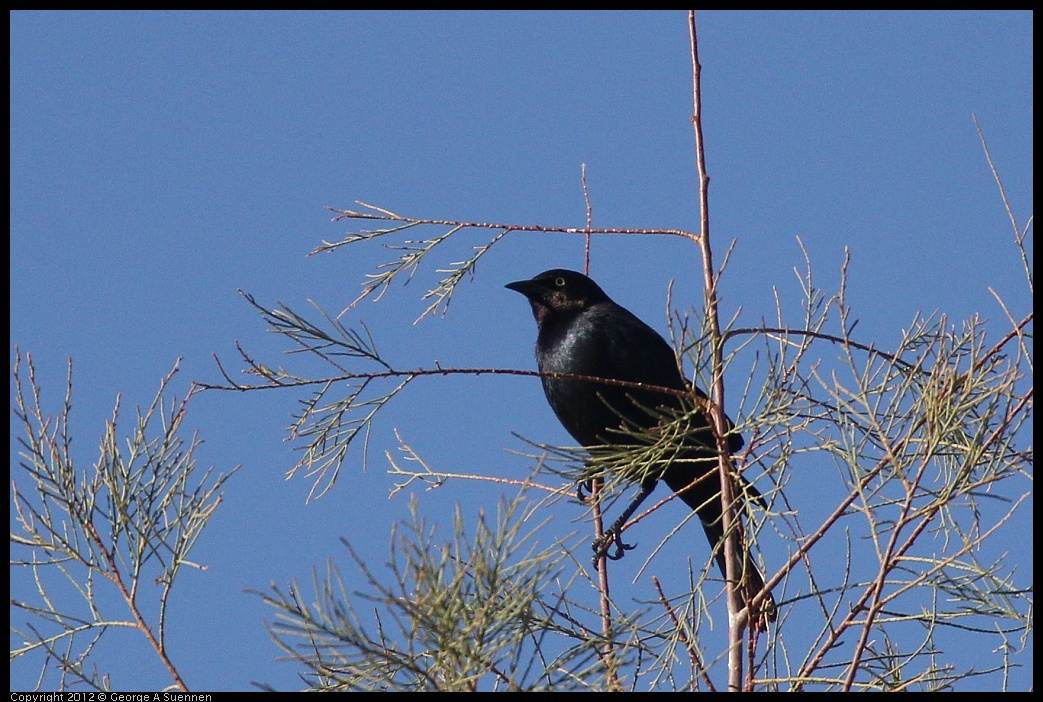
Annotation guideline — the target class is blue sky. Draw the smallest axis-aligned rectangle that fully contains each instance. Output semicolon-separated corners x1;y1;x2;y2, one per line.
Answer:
11;11;1032;691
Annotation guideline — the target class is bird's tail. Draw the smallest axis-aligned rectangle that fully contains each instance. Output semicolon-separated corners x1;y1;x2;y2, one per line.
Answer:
663;470;777;626
700;518;777;626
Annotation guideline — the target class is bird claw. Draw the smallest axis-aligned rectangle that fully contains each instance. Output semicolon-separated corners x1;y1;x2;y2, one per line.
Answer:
576;480;594;503
591;526;636;564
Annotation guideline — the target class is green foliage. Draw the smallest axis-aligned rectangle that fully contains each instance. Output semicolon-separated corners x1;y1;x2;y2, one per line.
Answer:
255;495;626;691
10;354;239;691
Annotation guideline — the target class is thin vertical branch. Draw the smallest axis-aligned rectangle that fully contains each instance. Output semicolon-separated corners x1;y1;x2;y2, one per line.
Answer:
582;163;593;275
581;162;621;691
689;10;745;691
972;113;1032;294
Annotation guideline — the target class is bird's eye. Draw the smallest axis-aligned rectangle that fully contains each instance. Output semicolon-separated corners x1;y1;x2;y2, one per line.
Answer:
555;277;566;287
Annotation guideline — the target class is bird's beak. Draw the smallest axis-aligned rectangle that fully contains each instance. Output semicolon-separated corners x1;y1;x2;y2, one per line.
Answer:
505;279;541;299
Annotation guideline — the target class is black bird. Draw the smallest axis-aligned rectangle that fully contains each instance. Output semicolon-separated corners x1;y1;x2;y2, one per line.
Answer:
506;268;775;622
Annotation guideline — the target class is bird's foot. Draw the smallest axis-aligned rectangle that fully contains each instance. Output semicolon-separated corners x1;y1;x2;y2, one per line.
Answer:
576;480;594;503
591;525;636;564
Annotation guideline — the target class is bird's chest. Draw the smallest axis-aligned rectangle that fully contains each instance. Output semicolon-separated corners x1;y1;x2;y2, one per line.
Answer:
534;317;633;444
537;320;604;377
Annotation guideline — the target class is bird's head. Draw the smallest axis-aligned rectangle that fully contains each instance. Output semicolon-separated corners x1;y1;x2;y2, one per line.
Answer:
505;269;610;324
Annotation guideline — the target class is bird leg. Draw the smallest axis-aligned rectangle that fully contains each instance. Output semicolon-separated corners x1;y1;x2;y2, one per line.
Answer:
591;481;656;564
